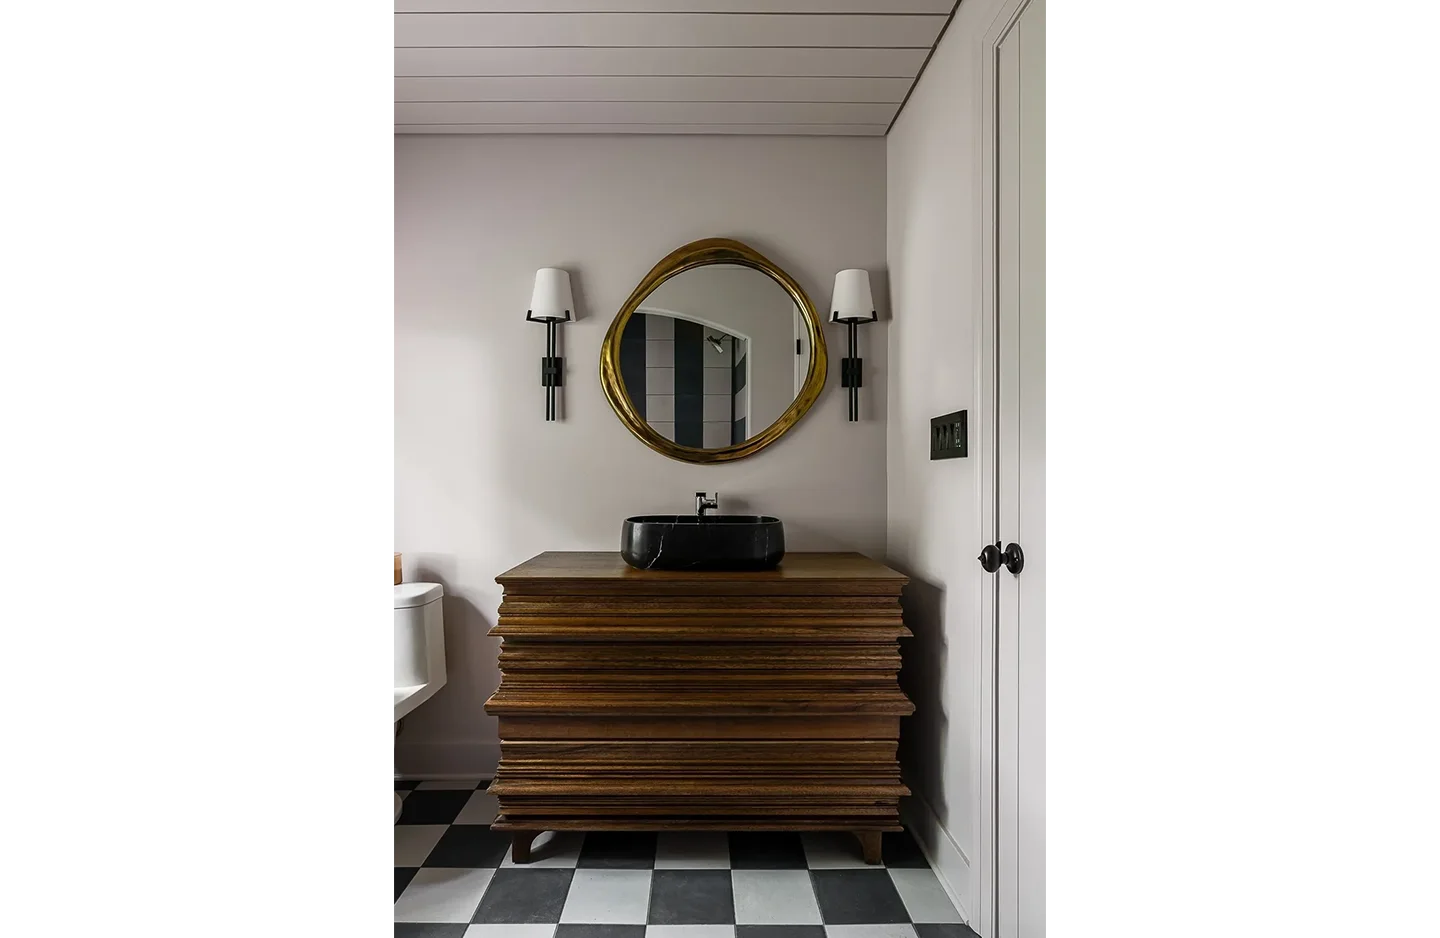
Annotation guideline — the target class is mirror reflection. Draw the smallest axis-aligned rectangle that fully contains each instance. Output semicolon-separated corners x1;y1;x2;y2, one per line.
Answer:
616;264;811;450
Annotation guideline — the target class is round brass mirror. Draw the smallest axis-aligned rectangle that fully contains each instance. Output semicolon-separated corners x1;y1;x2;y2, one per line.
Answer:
601;238;827;464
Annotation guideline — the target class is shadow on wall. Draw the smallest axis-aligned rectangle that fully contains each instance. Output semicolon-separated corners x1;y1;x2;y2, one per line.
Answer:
394;558;502;776
896;571;948;817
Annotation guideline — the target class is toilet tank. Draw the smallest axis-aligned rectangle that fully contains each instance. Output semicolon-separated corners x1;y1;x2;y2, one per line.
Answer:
394;582;445;692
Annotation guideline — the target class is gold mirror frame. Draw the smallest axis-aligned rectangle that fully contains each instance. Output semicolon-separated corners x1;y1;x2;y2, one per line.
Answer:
600;237;828;464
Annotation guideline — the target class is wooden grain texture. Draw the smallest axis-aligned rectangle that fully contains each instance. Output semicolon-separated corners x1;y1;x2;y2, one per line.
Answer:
499;715;902;740
497;550;906;592
485;551;912;863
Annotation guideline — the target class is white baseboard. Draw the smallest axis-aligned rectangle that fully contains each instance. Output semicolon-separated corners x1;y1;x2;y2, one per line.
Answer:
902;793;973;924
394;740;500;779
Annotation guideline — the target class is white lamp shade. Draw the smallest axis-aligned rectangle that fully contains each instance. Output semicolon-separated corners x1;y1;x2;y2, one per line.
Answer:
829;269;876;323
527;268;573;322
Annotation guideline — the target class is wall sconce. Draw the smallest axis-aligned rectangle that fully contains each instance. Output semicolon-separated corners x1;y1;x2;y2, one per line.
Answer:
527;268;573;421
829;269;876;422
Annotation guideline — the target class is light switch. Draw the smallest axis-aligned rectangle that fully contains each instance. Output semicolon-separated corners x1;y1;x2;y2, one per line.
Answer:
930;410;967;460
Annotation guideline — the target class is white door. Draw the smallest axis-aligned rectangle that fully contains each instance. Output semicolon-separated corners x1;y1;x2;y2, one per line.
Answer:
996;0;1044;935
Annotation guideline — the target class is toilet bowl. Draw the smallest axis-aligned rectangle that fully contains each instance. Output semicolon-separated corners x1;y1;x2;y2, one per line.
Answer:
395;582;446;820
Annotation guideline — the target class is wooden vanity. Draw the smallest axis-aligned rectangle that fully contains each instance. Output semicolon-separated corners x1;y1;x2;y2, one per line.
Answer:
485;551;913;864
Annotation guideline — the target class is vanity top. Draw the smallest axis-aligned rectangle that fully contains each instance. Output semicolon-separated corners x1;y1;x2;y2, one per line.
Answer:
497;550;906;593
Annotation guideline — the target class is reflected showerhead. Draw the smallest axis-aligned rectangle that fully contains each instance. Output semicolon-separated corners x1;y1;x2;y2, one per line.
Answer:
706;334;726;354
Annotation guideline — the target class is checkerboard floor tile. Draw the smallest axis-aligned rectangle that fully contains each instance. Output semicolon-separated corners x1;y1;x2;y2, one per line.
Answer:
393;778;979;937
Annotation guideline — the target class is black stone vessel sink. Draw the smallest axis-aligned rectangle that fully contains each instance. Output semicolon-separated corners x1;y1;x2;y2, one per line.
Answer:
620;515;785;570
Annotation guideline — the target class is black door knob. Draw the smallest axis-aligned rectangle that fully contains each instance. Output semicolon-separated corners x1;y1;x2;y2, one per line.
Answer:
1002;542;1025;575
978;543;1002;573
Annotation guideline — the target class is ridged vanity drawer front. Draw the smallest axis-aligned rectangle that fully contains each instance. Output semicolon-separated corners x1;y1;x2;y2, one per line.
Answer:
490;817;905;832
493;586;907;644
500;593;902;615
493;805;904;825
501;645;905;671
498;714;901;740
499;739;898;765
492;739;907;808
494;624;907;644
486;552;913;844
491;615;908;643
492;799;905;818
499;643;900;671
487;687;912;716
499;671;896;687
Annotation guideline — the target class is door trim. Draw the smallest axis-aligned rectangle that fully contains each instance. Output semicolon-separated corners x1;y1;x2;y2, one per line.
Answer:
974;0;1036;933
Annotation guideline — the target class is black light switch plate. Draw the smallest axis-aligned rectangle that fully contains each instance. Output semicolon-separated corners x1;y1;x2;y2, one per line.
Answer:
930;410;967;459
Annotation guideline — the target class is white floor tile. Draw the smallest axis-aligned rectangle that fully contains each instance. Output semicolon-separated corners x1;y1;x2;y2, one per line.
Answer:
465;927;554;937
800;832;871;869
499;830;585;868
731;870;822;925
394;868;494;923
655;831;732;869
824;927;918;938
394;824;448;866
646;927;736;937
416;779;486;790
560;869;653;924
454;789;499;825
886;868;962;923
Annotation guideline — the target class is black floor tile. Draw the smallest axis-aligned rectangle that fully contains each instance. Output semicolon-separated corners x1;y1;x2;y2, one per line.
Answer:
396;790;472;825
471;868;574;924
554;928;647;938
422;824;511;868
883;828;931;868
394;867;418;900
394;778;421;790
915;926;982;938
736;927;827;937
394;926;467;938
648;869;735;925
811;869;912;925
576;831;658;869
728;831;808;869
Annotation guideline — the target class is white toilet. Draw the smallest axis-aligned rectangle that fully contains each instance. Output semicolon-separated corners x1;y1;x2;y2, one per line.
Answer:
395;582;447;820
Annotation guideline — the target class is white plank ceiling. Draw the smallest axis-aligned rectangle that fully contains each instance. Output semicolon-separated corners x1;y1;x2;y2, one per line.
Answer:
395;1;955;135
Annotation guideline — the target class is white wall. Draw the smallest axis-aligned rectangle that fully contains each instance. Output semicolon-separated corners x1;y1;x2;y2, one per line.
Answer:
886;0;1011;918
395;134;887;776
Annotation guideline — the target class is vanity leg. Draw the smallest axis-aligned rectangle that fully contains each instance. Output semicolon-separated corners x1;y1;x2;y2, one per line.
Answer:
511;830;541;864
856;830;883;865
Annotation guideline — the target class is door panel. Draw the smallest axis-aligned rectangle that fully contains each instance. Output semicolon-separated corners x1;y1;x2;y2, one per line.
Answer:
996;0;1044;935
